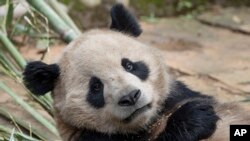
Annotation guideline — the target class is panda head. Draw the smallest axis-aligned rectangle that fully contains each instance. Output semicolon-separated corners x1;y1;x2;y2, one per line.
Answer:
23;4;171;134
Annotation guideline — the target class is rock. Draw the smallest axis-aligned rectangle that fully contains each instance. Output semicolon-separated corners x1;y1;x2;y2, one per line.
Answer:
197;7;250;34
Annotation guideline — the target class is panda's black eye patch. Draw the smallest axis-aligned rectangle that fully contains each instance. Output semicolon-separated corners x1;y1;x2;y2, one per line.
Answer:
92;82;101;91
121;58;149;81
87;77;105;108
124;60;134;71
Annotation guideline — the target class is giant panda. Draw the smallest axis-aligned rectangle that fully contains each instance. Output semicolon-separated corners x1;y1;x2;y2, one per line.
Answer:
23;4;250;141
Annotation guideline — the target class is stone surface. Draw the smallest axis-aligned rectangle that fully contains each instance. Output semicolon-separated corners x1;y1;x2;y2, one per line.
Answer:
139;16;250;97
197;7;250;34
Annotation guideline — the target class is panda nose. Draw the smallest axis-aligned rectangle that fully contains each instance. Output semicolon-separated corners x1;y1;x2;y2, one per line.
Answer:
118;89;141;106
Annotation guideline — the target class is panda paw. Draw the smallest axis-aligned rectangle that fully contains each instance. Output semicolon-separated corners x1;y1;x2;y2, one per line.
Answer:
165;100;219;141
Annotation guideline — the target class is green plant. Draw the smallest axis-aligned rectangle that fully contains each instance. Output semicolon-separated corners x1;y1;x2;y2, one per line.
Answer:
176;0;208;17
0;0;80;140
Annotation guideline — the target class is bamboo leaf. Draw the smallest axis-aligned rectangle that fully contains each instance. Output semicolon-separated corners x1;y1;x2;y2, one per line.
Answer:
0;82;59;136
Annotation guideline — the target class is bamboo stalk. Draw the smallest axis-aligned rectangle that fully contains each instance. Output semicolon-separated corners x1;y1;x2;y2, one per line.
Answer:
0;82;59;136
27;0;78;43
0;31;26;69
2;0;13;34
0;51;54;116
0;53;18;78
44;92;53;104
0;125;39;141
0;108;50;140
28;92;54;117
47;0;81;35
0;51;21;77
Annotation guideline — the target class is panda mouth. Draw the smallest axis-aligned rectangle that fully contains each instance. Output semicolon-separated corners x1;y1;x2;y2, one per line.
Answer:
123;103;152;123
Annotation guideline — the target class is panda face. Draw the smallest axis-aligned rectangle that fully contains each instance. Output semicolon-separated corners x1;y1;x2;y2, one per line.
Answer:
85;56;152;121
53;30;171;133
22;4;172;135
87;57;150;110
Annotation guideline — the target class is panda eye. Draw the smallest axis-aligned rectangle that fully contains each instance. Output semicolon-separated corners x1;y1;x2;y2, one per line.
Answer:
87;76;105;108
122;58;135;72
121;58;150;81
125;61;134;71
89;77;103;92
92;82;101;91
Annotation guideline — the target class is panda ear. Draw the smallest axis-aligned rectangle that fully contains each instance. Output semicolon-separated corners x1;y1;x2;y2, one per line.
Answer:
110;4;142;37
23;61;60;96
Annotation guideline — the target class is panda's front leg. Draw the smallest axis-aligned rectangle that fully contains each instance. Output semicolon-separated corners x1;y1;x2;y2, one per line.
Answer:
157;99;220;141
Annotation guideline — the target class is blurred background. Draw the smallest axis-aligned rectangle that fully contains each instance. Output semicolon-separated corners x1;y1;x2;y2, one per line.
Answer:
0;0;250;140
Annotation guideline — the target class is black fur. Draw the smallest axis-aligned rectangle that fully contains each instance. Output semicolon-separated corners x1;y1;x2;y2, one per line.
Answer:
77;81;219;141
121;58;149;81
156;81;219;141
23;61;60;95
87;76;105;108
163;81;213;112
110;4;142;37
160;99;219;141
